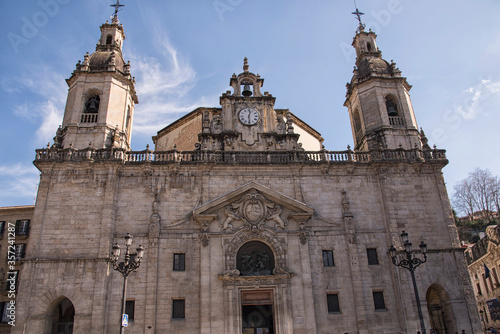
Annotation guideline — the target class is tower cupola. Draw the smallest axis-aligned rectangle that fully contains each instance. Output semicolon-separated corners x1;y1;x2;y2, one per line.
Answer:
344;6;423;151
55;2;138;151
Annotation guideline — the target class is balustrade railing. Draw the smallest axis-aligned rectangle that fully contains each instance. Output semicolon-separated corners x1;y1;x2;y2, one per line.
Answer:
34;147;448;165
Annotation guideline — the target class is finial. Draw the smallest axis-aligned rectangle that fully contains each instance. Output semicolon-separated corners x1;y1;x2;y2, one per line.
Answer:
352;0;366;32
243;57;249;72
110;0;125;23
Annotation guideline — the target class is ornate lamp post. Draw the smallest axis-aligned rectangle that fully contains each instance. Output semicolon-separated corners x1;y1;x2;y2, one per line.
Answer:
389;231;428;334
110;233;144;334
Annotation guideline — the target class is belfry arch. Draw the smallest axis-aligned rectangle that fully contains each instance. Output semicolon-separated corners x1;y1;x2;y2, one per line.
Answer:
426;284;456;334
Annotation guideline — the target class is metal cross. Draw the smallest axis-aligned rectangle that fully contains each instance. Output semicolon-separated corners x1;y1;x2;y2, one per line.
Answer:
352;0;366;30
111;0;125;20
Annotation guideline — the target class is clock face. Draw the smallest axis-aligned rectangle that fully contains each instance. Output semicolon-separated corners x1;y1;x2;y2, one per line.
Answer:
238;108;260;125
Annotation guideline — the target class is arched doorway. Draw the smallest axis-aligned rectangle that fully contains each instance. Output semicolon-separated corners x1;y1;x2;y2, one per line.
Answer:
237;241;276;333
50;297;74;334
426;284;455;334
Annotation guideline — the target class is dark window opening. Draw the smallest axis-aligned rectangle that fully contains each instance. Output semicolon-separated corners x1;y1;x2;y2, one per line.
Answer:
85;95;100;113
367;248;379;265
322;250;334;267
386;97;398;116
0;221;4;238
125;300;135;321
173;253;185;271
15;220;30;236
172;299;185;319
373;291;386;310
106;35;113;45
327;294;340;313
367;42;372;52
12;244;25;261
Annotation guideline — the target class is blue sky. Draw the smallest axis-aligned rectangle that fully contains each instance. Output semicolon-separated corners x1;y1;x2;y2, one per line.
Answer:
0;1;499;210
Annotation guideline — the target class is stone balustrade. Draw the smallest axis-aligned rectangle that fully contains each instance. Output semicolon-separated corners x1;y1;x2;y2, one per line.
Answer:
34;147;448;165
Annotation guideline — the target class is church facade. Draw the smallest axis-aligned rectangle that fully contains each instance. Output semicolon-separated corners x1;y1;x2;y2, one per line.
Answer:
12;10;481;334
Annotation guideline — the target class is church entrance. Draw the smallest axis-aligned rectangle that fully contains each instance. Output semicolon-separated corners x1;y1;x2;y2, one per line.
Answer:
241;290;275;334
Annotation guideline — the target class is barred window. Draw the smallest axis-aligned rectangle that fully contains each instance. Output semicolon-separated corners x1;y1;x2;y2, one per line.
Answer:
322;250;334;267
373;291;386;310
172;299;185;319
327;293;340;313
173;253;185;271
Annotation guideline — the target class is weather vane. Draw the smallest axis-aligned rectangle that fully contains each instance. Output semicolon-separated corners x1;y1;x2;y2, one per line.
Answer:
110;0;125;22
352;0;366;31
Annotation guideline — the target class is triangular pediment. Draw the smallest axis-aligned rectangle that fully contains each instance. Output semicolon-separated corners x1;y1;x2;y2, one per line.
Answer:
193;182;313;233
193;182;313;216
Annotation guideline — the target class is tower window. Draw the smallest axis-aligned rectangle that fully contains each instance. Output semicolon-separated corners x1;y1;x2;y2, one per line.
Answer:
85;95;100;113
106;35;113;45
367;42;372;52
385;96;398;116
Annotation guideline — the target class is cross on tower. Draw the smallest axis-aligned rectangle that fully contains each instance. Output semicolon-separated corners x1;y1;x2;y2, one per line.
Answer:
351;0;366;31
110;0;125;22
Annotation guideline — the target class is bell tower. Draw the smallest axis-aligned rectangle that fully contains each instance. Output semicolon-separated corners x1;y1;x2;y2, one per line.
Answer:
54;5;138;151
344;15;422;151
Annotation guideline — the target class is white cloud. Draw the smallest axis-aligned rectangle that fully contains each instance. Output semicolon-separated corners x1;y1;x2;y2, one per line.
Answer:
0;163;39;200
130;29;219;136
455;79;500;120
10;67;67;144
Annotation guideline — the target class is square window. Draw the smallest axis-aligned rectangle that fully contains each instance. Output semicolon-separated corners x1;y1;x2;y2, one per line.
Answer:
327;293;340;313
173;253;185;271
373;291;386;310
1;302;9;323
15;220;30;236
367;248;379;265
322;250;334;267
14;244;26;261
125;300;135;321
172;299;185;319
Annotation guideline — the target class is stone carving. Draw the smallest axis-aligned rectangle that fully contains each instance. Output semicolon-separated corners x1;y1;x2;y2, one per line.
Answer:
52;125;63;149
267;205;286;229
299;221;308;245
239;250;272;276
219;191;289;232
221;205;240;230
149;192;161;243
210;115;223;134
341;190;356;244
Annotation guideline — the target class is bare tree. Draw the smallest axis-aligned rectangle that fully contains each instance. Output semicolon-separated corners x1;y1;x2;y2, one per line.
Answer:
452;168;500;220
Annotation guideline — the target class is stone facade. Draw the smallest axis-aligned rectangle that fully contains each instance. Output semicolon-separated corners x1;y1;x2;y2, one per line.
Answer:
466;225;500;331
10;13;482;334
0;206;33;333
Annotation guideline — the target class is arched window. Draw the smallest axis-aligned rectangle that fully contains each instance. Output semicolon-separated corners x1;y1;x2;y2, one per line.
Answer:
353;110;362;134
367;42;372;52
237;241;275;276
106;35;113;45
385;96;398;116
85;95;100;113
51;298;74;334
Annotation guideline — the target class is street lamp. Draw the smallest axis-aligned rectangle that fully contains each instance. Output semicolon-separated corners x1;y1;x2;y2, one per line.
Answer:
389;231;428;334
110;233;144;334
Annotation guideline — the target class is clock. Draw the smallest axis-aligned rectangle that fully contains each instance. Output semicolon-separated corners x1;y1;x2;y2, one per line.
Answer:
238;108;260;125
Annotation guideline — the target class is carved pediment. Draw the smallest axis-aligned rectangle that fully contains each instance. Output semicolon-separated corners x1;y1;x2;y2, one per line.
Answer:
193;182;313;233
